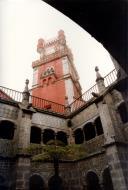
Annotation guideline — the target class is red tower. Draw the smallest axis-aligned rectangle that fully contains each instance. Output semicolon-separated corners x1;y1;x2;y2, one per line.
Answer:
32;30;82;106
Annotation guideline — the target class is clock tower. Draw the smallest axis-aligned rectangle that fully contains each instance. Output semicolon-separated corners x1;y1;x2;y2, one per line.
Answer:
32;30;82;106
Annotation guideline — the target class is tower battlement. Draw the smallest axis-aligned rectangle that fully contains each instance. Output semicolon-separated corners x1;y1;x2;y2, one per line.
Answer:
32;30;73;68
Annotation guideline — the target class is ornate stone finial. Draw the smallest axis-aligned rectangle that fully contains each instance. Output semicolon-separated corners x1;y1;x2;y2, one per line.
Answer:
23;79;29;93
58;30;66;45
95;66;104;82
95;66;105;93
22;79;30;106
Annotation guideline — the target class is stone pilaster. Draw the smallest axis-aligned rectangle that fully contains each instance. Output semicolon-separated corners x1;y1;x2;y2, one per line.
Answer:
97;93;127;190
68;128;75;144
17;80;36;150
15;156;30;190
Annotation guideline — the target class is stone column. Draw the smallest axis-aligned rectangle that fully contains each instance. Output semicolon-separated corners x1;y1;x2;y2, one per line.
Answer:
15;80;36;190
82;128;86;143
41;129;44;145
68;127;75;144
15;156;31;190
97;93;127;190
92;122;98;137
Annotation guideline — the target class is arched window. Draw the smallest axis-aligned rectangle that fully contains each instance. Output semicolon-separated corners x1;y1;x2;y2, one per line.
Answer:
86;171;101;190
43;129;55;144
102;168;114;190
95;117;103;135
118;102;128;123
29;174;44;190
30;126;41;144
48;175;63;190
83;123;96;141
56;131;68;145
0;120;15;140
74;128;84;144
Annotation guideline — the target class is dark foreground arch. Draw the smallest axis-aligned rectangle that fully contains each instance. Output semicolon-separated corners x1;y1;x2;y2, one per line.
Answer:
43;0;128;74
29;174;44;190
0;175;8;190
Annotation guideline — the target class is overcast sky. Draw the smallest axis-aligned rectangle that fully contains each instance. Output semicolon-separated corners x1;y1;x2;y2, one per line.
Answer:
0;0;115;93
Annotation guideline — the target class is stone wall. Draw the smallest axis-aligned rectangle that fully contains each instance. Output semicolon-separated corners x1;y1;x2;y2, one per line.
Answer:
71;103;99;129
0;158;16;189
29;152;107;190
32;112;68;133
0;103;18;121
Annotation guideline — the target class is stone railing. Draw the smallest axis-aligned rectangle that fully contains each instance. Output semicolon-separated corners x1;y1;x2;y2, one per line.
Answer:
0;69;118;116
69;69;117;113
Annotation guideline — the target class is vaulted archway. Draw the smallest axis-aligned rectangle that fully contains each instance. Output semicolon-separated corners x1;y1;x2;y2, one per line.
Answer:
74;128;84;144
29;174;44;190
86;171;101;190
43;129;55;144
0;120;15;140
56;131;68;145
30;126;41;144
83;123;96;141
48;175;63;190
102;168;114;190
95;117;103;136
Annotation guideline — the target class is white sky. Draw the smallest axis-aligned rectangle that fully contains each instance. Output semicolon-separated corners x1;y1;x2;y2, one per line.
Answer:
0;0;115;93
